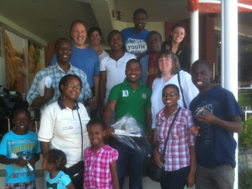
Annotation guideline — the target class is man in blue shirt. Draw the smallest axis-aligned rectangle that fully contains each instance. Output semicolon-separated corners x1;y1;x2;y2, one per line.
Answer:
190;59;243;189
121;8;149;59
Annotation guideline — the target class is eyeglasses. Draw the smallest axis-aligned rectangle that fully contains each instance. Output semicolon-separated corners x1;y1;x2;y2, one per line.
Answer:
162;93;179;97
65;83;81;90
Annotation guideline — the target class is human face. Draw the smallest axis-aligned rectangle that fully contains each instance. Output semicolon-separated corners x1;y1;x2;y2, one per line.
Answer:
147;33;162;54
89;31;102;47
13;111;30;135
55;40;72;64
162;87;180;108
133;13;147;32
108;32;123;51
88;124;105;149
125;61;141;83
42;156;50;171
61;77;81;101
158;55;173;75
171;26;186;44
71;22;87;48
191;63;212;93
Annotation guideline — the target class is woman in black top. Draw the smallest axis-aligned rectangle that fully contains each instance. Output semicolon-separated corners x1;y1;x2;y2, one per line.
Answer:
162;24;191;73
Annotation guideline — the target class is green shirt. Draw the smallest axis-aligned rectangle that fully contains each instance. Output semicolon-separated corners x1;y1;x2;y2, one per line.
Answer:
108;79;152;130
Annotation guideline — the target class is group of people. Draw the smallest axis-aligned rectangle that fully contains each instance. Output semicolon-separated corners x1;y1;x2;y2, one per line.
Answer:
0;7;243;189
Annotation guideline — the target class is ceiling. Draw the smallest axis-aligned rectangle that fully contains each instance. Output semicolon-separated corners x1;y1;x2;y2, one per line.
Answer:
0;0;251;45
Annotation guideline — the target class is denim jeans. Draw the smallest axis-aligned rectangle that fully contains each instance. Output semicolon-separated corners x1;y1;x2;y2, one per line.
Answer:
109;137;147;189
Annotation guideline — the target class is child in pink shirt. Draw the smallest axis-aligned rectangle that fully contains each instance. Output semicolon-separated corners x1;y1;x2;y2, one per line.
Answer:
84;118;119;189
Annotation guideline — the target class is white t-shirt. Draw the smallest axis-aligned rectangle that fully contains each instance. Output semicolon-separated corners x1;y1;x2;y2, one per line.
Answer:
151;70;199;128
99;50;109;62
38;101;90;167
100;52;136;101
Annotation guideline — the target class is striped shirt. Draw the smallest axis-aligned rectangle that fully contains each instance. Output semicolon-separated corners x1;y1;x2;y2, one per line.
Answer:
156;106;195;171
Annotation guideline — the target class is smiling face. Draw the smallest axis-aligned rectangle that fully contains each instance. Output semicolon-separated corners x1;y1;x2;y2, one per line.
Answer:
191;62;212;93
71;22;87;48
13;110;30;135
55;39;72;64
162;86;180;108
60;76;81;101
108;32;123;51
158;55;173;75
171;26;186;44
133;13;147;32
89;30;102;47
125;60;141;83
147;33;162;54
88;124;105;149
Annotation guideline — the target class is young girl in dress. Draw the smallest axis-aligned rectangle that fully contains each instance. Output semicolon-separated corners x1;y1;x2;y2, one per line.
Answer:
0;108;40;189
153;84;196;189
84;118;119;189
42;149;75;189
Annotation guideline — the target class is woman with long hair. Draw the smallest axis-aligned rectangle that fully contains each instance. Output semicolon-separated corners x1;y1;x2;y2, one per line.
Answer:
162;24;191;73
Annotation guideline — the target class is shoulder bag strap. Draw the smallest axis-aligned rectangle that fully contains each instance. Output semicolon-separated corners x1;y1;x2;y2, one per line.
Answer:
161;107;181;158
77;105;84;160
177;71;187;108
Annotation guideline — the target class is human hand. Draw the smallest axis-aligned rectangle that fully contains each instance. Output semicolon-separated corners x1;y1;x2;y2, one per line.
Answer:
44;86;54;100
105;125;115;136
186;170;195;188
28;159;36;166
195;108;216;124
89;97;98;111
15;159;27;167
147;130;154;143
190;126;200;136
153;150;163;168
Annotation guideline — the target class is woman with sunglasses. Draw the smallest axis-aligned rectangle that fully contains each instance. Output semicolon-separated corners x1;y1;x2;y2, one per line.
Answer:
38;74;90;189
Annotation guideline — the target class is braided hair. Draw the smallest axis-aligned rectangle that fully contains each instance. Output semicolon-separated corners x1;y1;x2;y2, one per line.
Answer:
46;149;67;171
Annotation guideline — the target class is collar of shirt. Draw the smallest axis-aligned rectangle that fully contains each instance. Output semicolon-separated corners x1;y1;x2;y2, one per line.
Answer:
57;97;79;110
55;62;75;74
122;78;144;90
159;105;180;121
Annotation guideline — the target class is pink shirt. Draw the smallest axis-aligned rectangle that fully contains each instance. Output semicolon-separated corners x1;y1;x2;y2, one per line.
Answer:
156;106;195;171
84;145;118;189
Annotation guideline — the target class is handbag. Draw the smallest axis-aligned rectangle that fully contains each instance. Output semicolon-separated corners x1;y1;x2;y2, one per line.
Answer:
146;108;181;182
64;106;85;186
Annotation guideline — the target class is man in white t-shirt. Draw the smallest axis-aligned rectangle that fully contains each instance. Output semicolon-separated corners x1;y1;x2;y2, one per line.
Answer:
99;30;135;114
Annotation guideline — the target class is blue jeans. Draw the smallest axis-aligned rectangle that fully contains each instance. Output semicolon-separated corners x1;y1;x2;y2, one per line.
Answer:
109;137;147;189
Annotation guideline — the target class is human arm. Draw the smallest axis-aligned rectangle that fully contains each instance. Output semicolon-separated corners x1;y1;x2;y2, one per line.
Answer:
110;161;120;189
40;142;50;158
28;153;40;166
0;155;27;167
153;141;163;168
99;71;107;114
146;109;153;142
26;71;55;107
103;99;117;135
30;87;54;107
93;75;99;100
186;146;196;188
195;109;243;133
190;125;200;136
66;182;76;189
